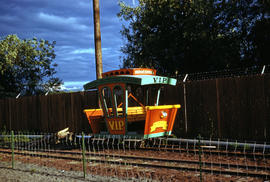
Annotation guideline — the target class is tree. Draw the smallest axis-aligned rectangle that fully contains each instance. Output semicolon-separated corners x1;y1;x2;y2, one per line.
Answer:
118;0;270;75
248;0;270;65
0;35;62;98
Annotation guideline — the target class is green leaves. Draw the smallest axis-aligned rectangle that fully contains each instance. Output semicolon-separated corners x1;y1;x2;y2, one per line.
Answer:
0;35;62;98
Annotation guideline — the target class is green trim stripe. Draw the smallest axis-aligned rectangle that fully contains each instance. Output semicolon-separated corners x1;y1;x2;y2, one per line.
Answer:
144;131;173;139
84;75;177;90
144;132;166;139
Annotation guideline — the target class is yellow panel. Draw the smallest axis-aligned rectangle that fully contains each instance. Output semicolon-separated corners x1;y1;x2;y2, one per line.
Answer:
126;106;146;122
83;108;103;112
145;104;181;111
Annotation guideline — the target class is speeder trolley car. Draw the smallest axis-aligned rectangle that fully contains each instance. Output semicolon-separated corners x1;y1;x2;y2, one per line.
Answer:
83;68;180;139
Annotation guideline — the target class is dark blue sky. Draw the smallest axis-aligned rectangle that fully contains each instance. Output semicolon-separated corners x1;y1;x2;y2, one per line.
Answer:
0;0;136;90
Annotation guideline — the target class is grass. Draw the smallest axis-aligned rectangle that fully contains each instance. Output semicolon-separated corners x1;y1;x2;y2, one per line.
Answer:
0;130;32;148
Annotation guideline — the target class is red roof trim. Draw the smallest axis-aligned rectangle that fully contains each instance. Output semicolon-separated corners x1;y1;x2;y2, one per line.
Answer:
102;68;156;78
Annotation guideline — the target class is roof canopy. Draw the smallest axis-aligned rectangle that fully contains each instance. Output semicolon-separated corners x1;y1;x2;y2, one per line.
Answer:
84;75;177;90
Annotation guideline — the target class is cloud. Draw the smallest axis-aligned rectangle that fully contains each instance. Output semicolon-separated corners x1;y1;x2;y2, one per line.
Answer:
38;12;88;31
60;81;89;91
70;48;111;55
71;48;95;54
0;0;126;84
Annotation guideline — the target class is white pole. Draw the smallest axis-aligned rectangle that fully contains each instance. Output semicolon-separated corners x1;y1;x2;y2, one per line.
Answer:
261;65;266;75
183;74;188;133
16;93;21;99
183;74;188;82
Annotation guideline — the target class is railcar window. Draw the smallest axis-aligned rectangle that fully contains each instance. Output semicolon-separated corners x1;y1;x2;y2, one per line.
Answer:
126;85;163;106
101;87;114;117
135;87;143;98
127;85;144;107
145;85;163;106
113;86;125;117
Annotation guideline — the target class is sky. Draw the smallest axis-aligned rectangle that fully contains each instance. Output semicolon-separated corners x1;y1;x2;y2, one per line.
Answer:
0;0;136;91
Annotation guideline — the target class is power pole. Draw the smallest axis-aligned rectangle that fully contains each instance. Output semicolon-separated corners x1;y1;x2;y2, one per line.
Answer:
93;0;103;79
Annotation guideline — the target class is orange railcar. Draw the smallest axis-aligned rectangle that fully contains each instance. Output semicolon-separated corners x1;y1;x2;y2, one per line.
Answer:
83;68;180;139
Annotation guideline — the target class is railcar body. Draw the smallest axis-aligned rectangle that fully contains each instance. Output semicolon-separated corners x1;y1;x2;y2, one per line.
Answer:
83;68;180;139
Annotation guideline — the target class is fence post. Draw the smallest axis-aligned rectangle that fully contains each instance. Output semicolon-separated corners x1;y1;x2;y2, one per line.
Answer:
11;130;14;169
198;135;203;182
82;132;86;178
183;74;188;133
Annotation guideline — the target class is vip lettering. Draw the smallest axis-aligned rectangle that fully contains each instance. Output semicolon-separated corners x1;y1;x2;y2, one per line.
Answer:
109;120;124;130
153;77;168;83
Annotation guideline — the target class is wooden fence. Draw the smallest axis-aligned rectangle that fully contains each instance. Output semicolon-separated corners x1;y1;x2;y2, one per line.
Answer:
162;74;270;141
0;91;98;133
0;74;269;141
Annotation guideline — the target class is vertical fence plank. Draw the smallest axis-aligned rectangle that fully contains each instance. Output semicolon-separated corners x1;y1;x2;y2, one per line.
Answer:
70;92;76;132
219;77;239;139
11;130;14;169
263;74;270;141
0;99;9;130
65;93;73;132
216;79;221;138
22;97;29;131
39;95;49;132
0;100;3;129
186;79;218;138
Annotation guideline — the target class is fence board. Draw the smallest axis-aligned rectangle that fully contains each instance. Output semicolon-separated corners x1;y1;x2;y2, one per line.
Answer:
184;80;217;138
263;75;270;140
0;99;8;130
39;95;49;132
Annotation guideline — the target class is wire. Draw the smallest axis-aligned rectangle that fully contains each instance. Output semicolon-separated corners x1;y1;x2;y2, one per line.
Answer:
177;65;269;82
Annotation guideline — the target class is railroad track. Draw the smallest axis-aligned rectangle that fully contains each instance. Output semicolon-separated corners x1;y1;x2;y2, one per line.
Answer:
0;148;269;179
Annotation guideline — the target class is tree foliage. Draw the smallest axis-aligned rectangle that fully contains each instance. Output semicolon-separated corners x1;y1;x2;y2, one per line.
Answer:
0;35;62;98
118;0;270;76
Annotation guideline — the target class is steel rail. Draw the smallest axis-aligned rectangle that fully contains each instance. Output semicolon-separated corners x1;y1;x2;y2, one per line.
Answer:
141;146;270;158
166;138;270;150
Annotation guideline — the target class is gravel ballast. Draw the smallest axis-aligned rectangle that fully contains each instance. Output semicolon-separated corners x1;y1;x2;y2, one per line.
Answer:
0;161;131;182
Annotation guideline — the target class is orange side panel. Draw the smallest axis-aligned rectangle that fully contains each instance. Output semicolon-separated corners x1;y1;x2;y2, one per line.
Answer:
144;109;171;135
144;105;180;137
166;108;178;132
84;109;103;134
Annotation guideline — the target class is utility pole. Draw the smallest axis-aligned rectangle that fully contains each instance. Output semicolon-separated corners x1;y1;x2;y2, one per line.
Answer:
93;0;103;79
